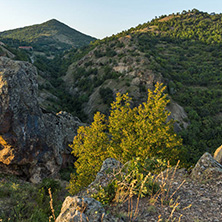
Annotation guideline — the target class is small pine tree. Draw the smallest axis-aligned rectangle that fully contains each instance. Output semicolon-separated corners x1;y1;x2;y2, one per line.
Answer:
68;82;183;194
68;112;109;194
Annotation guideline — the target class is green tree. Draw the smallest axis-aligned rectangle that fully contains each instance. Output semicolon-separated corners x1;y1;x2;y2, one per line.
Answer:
69;112;109;194
68;82;182;194
108;83;182;163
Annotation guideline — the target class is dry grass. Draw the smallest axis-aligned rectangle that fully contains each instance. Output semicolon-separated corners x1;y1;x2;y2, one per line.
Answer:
149;161;192;221
107;160;192;222
48;188;56;222
50;160;192;221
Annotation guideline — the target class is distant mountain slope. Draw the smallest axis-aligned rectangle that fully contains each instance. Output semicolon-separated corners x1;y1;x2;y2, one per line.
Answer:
0;19;96;54
99;8;222;45
8;9;220;165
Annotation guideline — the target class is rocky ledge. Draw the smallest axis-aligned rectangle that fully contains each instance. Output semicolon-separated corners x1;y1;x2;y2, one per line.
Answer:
56;148;222;222
0;57;83;183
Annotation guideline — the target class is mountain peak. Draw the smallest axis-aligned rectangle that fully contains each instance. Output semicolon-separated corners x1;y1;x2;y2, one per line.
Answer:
44;18;63;25
48;18;60;22
0;19;96;53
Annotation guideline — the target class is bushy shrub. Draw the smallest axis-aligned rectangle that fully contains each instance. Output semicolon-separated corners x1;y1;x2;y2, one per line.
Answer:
68;83;183;194
39;178;61;194
91;158;160;205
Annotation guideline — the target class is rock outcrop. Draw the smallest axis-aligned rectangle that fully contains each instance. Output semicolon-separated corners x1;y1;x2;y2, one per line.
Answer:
56;158;123;222
191;152;222;181
0;57;82;182
81;158;122;197
0;45;15;59
167;99;189;132
57;152;222;222
55;196;122;222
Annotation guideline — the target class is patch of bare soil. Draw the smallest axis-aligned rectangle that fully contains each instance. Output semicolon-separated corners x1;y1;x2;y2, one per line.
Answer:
159;15;180;22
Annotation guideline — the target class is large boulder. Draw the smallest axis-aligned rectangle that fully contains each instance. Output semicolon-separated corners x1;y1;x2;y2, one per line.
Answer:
0;57;82;182
80;158;122;197
56;159;124;222
55;196;122;222
191;152;222;181
167;99;189;132
213;145;222;165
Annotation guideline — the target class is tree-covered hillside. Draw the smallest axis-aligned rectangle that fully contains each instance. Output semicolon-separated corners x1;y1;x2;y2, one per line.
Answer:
0;19;96;55
134;9;222;44
30;9;222;165
96;8;222;45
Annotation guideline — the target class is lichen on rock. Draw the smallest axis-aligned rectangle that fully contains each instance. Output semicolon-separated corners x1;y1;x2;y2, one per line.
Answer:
191;152;222;181
56;158;124;222
0;57;83;182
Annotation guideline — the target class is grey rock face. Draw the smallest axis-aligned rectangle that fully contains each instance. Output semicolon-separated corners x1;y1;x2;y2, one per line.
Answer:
56;158;124;222
0;57;82;182
80;158;122;198
98;158;122;177
167;99;189;132
56;196;123;222
56;196;122;222
55;196;105;222
191;152;222;181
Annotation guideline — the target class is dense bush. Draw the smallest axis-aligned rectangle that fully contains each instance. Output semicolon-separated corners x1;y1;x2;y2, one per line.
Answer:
0;175;63;222
68;83;183;194
136;28;222;163
91;158;160;205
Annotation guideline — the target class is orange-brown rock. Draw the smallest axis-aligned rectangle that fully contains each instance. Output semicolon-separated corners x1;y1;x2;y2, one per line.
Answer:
214;145;222;165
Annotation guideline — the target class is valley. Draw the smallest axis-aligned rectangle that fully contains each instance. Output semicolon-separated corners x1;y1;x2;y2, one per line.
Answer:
0;8;222;222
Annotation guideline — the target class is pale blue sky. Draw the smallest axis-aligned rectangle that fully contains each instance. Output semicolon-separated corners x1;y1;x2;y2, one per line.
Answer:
0;0;222;39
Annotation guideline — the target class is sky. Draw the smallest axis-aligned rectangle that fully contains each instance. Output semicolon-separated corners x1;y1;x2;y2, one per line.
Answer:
0;0;222;39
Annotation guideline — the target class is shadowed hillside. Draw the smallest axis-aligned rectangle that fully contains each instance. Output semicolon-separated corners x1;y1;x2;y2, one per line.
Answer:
41;9;221;164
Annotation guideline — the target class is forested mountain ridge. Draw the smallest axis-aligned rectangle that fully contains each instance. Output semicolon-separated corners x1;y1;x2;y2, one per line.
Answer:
0;9;222;221
0;19;96;55
39;9;221;165
0;9;221;165
97;8;222;44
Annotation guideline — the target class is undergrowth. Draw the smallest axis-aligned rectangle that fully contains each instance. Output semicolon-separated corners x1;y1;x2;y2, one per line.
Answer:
91;159;191;221
0;159;192;222
0;175;64;222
